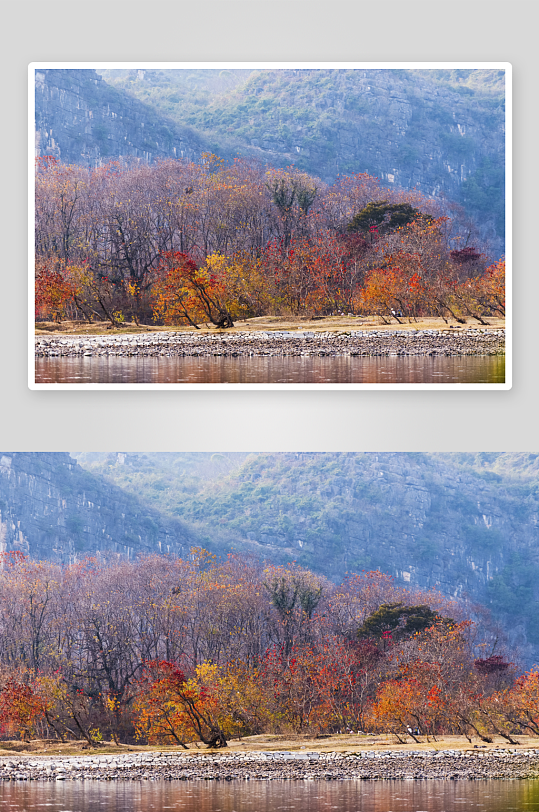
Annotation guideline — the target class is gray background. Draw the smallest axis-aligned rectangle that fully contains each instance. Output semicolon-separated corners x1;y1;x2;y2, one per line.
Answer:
2;1;533;452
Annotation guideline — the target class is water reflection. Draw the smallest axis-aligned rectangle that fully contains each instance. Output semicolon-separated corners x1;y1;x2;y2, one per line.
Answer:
0;779;537;812
35;355;505;385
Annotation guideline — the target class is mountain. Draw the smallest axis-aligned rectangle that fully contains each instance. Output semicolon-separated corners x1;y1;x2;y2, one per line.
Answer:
72;452;539;658
0;452;192;562
34;67;506;252
96;67;506;248
3;452;535;659
34;68;205;166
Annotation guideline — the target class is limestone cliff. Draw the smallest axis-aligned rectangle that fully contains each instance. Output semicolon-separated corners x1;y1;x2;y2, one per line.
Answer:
0;452;189;563
34;68;204;166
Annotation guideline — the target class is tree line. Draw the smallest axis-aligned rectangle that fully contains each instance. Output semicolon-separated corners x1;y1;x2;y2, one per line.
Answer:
35;155;504;328
0;550;534;748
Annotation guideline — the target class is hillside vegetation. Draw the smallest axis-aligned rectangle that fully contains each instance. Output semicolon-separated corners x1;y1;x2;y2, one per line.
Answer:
71;453;538;660
2;453;533;659
97;67;506;245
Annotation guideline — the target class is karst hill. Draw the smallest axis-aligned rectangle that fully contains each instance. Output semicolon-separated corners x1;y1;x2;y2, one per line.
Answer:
34;67;506;251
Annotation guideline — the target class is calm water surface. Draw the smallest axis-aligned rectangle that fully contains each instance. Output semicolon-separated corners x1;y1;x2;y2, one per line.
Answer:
35;355;505;384
0;780;538;812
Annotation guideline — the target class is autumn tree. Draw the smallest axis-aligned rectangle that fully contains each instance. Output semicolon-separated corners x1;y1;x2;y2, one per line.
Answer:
309;637;379;732
494;669;539;737
259;232;356;316
152;251;234;328
264;564;326;656
35;257;75;323
134;660;228;747
265;168;320;248
206;659;270;737
369;662;447;743
451;257;505;323
0;676;46;741
0;554;61;675
35;158;89;263
450;246;485;277
360;264;425;323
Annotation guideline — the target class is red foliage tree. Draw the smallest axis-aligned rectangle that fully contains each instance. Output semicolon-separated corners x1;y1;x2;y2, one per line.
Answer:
35;258;75;322
152;251;234;328
0;678;45;741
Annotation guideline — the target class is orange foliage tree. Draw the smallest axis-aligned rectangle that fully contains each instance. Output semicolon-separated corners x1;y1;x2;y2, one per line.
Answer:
259;231;358;316
134;660;228;747
481;668;539;740
369;662;446;743
360;262;427;324
152;251;234;328
452;257;505;324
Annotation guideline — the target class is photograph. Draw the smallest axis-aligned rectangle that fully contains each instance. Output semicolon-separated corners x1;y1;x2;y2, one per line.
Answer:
4;0;537;807
30;63;510;389
0;451;537;811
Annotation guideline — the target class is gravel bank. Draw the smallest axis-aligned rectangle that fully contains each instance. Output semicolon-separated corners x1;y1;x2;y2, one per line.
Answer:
35;329;505;359
0;748;537;782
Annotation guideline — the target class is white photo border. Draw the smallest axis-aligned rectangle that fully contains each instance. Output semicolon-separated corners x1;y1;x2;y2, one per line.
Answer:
28;61;512;391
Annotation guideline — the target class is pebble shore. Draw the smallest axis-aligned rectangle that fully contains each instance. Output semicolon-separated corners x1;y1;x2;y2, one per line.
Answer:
0;748;537;782
35;329;505;359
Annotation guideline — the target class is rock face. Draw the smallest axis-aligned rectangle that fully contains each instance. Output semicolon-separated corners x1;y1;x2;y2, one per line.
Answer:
0;453;188;563
34;69;204;166
233;453;531;597
239;69;504;198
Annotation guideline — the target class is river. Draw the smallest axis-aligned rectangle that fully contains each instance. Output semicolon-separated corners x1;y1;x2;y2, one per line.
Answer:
34;355;505;385
0;779;537;811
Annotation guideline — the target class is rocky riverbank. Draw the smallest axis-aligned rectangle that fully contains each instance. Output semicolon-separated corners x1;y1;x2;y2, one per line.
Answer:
35;329;505;359
0;748;537;782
